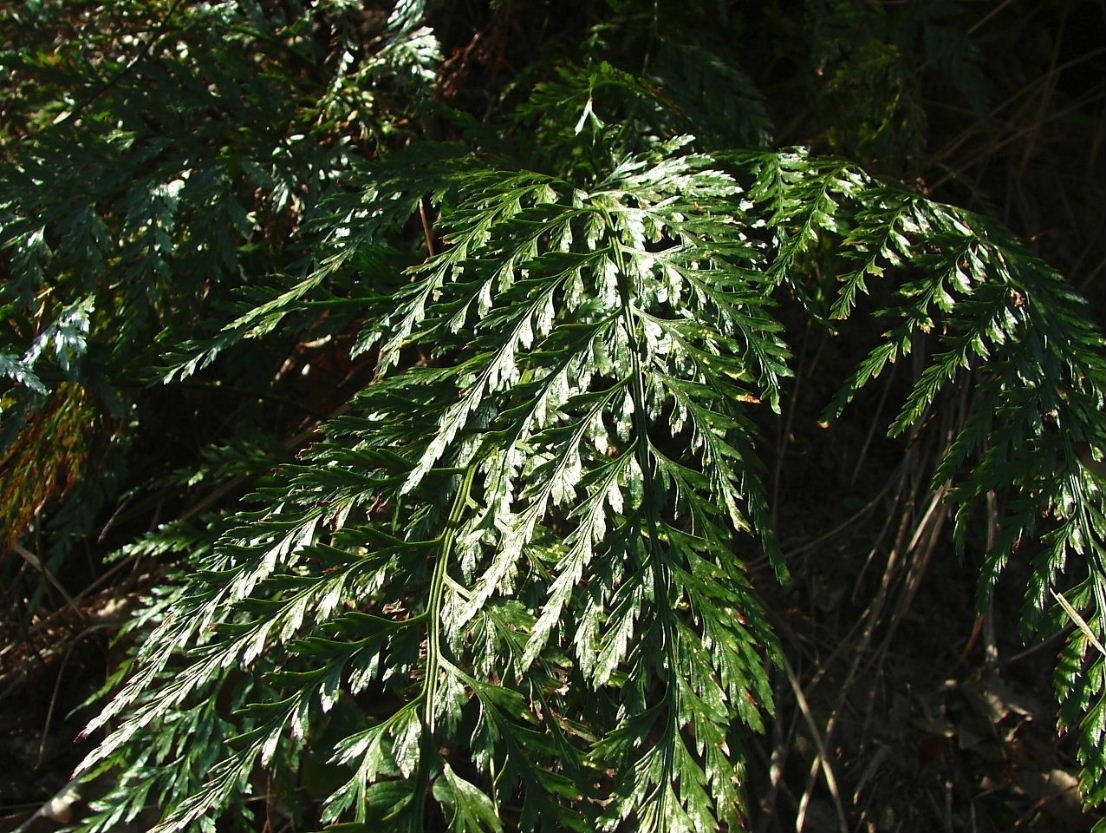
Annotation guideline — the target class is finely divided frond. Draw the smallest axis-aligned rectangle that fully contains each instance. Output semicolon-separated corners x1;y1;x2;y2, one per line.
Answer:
74;134;1106;830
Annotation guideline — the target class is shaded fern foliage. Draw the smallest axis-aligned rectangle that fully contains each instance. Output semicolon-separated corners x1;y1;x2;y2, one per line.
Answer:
1;1;1103;831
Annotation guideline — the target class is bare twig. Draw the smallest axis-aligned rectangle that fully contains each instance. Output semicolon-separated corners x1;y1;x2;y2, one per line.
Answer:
36;642;74;770
11;542;84;620
783;656;848;833
419;197;437;258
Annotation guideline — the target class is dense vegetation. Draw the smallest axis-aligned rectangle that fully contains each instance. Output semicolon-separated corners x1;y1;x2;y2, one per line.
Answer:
1;2;1103;831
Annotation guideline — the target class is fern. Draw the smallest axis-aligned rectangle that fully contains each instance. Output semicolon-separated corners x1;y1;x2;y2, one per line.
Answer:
1;1;1103;831
69;134;1105;830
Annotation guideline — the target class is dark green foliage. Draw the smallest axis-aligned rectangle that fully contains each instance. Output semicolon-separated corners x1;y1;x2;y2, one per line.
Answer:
1;1;1102;831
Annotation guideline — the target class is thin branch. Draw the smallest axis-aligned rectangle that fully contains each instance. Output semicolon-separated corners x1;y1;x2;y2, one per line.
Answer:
11;542;84;620
783;655;848;833
419;197;437;258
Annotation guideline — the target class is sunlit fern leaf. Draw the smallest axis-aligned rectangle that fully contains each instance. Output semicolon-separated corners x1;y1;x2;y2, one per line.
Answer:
69;128;1106;830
